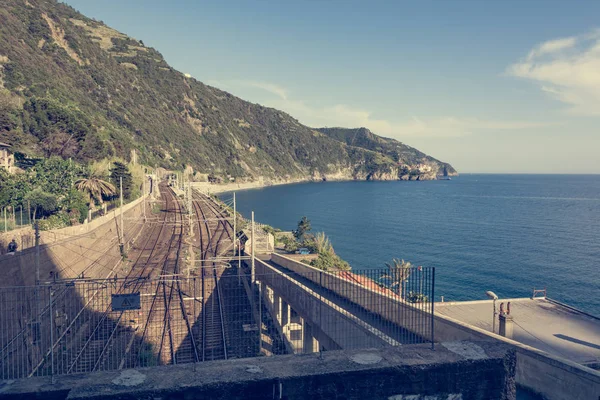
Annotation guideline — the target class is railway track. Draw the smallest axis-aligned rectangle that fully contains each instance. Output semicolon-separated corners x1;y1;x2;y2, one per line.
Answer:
19;190;173;377
64;184;183;373
191;190;233;361
2;183;247;379
23;184;204;376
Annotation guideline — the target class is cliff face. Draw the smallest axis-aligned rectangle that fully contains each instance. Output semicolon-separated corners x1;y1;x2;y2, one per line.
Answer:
318;127;458;180
0;0;457;181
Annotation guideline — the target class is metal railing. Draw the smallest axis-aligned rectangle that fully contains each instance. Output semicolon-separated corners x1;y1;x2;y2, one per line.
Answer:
1;206;33;233
0;263;434;380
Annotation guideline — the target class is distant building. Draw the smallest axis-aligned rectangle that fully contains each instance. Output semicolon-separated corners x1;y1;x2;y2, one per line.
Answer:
0;142;14;173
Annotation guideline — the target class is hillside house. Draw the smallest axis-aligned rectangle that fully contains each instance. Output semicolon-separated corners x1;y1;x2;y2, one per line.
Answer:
0;142;14;173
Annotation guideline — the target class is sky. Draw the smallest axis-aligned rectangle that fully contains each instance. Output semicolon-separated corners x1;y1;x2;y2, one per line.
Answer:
63;0;600;174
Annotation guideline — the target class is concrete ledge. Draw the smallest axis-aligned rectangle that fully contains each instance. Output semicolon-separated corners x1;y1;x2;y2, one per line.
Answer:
0;342;516;400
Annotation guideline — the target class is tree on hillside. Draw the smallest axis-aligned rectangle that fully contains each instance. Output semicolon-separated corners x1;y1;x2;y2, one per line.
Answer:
110;162;133;199
41;131;79;158
75;176;117;208
293;216;311;241
381;259;413;299
33;157;83;195
25;189;58;219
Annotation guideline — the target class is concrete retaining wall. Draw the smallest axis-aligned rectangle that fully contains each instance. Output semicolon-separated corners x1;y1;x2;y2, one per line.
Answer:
0;196;148;286
0;196;147;255
0;343;517;400
255;259;391;350
271;253;440;342
270;254;600;400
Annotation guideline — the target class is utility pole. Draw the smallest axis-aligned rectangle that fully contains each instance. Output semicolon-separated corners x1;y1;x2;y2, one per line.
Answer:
233;192;237;253
119;177;125;257
234;193;240;285
251;211;255;285
188;183;193;236
34;221;41;346
35;221;40;284
3;208;6;233
187;182;193;278
20;205;23;227
142;176;146;222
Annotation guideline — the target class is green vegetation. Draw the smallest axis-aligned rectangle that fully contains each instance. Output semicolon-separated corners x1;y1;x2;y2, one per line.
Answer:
280;235;299;253
406;291;429;303
0;0;455;183
318;127;457;178
25;189;58;219
307;232;350;271
110;161;133;200
292;216;311;241
280;217;350;271
75;176;116;208
0;156;140;229
262;224;281;237
381;259;413;298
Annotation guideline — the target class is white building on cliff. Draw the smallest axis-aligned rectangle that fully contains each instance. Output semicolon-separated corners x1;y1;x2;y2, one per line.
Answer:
0;142;14;173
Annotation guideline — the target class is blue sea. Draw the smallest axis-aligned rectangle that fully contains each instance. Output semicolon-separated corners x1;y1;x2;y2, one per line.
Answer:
223;175;600;316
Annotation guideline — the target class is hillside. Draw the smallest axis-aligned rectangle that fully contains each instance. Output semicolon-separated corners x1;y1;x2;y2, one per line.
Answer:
318;127;458;179
0;0;456;181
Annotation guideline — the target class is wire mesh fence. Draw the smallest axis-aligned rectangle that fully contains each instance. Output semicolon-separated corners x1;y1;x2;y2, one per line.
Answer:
0;260;434;380
1;206;33;233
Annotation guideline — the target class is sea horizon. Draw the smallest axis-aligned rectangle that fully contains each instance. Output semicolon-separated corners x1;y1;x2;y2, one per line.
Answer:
224;174;600;316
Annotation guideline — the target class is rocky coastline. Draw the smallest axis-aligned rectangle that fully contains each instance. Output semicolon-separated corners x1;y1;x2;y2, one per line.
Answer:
193;170;458;195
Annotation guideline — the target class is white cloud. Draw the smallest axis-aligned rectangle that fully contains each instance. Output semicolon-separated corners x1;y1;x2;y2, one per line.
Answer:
265;96;545;139
209;80;546;138
507;29;600;115
209;79;288;100
528;37;577;59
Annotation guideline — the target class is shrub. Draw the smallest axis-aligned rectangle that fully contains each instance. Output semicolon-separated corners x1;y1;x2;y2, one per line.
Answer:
406;291;429;303
38;212;70;230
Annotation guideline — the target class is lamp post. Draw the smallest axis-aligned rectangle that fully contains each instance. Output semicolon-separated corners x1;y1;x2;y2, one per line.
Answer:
486;290;498;334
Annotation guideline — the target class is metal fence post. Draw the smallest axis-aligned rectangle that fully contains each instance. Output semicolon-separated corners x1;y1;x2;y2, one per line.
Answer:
258;280;262;356
319;271;323;359
431;267;435;350
49;287;55;383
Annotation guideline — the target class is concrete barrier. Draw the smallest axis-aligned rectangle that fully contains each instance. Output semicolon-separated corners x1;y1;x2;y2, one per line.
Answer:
0;343;517;400
255;259;394;350
0;196;147;255
0;196;148;286
270;254;600;400
271;253;436;342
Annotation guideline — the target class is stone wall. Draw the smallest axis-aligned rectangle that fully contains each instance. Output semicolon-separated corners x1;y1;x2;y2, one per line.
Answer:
0;196;148;286
0;343;516;400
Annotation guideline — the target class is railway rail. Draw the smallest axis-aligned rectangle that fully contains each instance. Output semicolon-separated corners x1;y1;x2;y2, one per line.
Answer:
1;182;251;380
190;190;232;361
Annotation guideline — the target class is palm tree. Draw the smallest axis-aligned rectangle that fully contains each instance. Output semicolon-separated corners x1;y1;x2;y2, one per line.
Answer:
75;176;117;208
381;258;413;299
